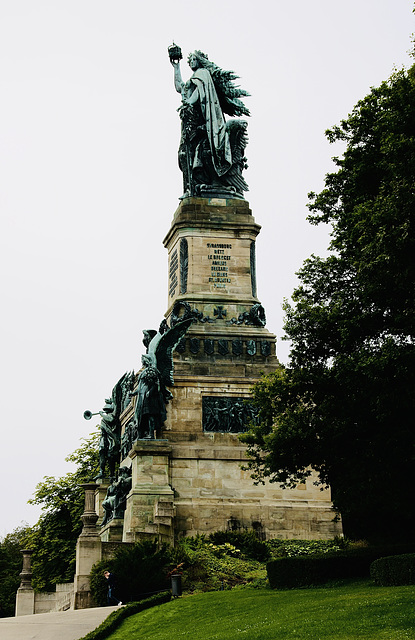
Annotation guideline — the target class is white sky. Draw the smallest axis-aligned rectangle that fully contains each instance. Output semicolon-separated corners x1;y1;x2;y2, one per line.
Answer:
0;0;413;536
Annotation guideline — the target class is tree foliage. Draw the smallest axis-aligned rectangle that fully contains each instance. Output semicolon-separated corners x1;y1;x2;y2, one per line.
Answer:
24;429;100;590
242;64;415;542
0;526;32;617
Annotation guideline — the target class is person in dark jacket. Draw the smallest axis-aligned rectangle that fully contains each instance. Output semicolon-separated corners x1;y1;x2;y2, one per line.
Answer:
103;570;122;606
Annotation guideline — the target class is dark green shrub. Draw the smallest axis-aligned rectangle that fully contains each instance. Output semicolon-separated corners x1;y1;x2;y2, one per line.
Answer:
208;530;270;562
90;540;172;606
267;545;415;589
80;592;171;640
267;553;365;589
370;554;415;586
90;560;115;607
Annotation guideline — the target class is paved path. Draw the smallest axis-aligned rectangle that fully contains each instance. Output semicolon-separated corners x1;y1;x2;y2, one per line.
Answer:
0;606;119;640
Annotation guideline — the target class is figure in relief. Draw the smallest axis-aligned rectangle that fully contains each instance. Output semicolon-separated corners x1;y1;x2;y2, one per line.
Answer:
169;44;250;199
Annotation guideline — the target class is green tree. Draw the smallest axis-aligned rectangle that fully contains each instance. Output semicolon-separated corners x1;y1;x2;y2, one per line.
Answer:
242;63;415;542
0;526;32;617
24;429;100;590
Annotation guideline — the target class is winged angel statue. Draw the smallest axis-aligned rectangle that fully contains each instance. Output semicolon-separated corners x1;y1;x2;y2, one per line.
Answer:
169;45;250;199
131;318;192;439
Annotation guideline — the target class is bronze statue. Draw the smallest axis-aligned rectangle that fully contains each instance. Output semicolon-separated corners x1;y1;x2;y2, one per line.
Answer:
131;318;192;439
95;372;133;480
101;466;132;526
169;44;250;199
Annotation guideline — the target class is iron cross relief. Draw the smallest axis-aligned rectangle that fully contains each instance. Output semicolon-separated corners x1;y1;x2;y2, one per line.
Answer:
213;306;227;320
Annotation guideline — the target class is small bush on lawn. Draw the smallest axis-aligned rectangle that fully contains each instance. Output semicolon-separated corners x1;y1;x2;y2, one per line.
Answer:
90;540;172;606
79;592;171;640
370;553;415;586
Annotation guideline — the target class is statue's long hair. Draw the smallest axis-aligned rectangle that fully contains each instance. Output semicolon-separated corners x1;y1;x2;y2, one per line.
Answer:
189;50;250;118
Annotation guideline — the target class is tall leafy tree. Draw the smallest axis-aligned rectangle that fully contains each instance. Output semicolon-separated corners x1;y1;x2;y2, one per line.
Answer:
242;62;415;542
24;430;99;590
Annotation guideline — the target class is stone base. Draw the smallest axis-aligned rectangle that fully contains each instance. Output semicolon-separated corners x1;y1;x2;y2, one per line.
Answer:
122;441;175;545
118;197;342;542
166;433;341;540
15;587;35;617
100;519;124;542
73;534;101;609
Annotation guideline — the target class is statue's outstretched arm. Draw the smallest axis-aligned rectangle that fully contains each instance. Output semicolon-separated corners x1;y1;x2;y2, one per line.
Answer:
171;60;184;94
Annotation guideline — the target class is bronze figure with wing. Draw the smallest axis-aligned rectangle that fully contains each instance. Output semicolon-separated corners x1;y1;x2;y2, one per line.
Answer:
131;318;192;439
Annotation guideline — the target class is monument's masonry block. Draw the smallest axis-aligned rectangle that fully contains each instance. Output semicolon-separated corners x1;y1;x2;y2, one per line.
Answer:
121;198;341;541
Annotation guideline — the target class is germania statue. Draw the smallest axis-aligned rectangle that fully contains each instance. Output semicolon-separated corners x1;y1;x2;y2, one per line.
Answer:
168;44;250;200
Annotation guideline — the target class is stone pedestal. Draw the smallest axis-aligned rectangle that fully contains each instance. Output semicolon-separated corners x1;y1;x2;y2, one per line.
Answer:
123;441;175;545
100;519;124;542
118;197;342;542
73;483;102;609
15;550;35;616
163;197;262;317
161;198;340;539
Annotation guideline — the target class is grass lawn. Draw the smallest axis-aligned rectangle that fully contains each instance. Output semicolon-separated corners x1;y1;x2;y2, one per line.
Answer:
105;580;415;640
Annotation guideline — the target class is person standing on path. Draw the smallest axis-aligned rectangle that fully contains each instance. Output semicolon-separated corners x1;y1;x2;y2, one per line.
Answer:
103;570;122;606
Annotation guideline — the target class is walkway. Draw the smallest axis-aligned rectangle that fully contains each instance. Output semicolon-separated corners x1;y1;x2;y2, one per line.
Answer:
0;606;119;640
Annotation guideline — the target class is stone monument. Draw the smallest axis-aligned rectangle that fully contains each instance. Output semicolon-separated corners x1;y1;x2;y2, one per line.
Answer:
97;45;340;543
72;46;341;607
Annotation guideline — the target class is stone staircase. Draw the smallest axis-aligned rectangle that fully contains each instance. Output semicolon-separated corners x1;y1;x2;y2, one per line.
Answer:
140;497;175;545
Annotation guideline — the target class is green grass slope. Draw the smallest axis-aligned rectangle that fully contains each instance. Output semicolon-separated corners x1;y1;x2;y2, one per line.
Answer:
105;580;415;640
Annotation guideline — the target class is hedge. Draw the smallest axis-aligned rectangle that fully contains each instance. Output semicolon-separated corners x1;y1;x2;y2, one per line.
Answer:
79;592;172;640
370;554;415;586
267;545;415;589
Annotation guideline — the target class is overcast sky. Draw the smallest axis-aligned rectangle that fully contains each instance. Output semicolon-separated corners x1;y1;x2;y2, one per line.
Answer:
0;0;413;536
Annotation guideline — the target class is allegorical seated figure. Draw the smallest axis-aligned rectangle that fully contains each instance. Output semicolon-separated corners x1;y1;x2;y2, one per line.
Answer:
101;466;132;526
169;45;250;199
